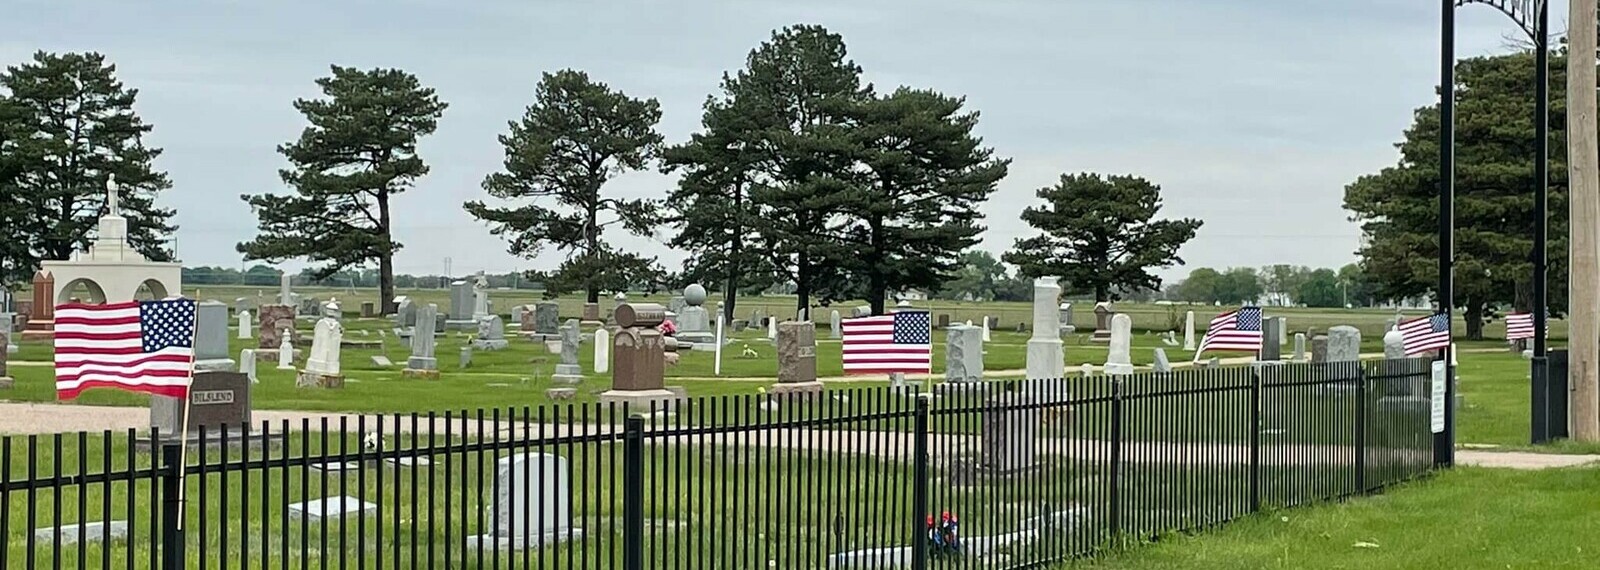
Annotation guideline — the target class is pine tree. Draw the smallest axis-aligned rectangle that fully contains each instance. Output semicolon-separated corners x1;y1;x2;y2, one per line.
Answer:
1;51;175;284
1004;173;1202;302
1345;50;1573;339
725;25;871;312
842;88;1009;314
464;69;663;304
238;65;447;313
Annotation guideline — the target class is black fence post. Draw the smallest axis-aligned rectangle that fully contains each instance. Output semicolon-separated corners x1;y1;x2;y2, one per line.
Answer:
160;443;184;570
1355;365;1368;493
1249;369;1262;513
623;415;645;570
911;393;930;570
1108;378;1123;541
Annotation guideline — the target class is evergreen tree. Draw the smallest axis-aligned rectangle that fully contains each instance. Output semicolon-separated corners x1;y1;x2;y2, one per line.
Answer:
841;88;1009;314
725;24;871;312
464;69;663;303
238;65;447;314
1004;173;1201;301
1;51;175;285
661;93;776;322
1345;50;1573;339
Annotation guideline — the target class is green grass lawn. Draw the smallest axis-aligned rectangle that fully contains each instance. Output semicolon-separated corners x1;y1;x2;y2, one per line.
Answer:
1067;466;1600;569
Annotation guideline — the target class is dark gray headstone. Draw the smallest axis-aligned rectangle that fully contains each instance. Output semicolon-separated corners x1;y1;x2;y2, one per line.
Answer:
150;371;251;436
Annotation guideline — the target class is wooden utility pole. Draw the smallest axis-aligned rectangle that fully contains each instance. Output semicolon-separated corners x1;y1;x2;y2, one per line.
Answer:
1569;0;1600;441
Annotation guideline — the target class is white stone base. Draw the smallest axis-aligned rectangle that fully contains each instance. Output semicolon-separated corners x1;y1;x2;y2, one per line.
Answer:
296;371;344;389
0;377;13;390
288;496;376;522
33;520;128;545
1102;362;1134;375
194;358;237;372
465;527;584;551
470;339;509;350
599;389;678;410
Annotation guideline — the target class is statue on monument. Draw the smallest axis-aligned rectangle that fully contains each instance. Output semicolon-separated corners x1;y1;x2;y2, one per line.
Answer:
106;174;119;216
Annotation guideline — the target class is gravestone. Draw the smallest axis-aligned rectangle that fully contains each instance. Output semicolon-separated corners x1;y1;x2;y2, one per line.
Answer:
535;302;560;336
1278;316;1288;345
1328;326;1361;362
445;280;475;329
552;320;583;385
277;332;295;370
1380;327;1426;399
279;274;293;306
1080;363;1094;377
464;453;584;550
1293;333;1307;362
32;521;129;546
594;328;610;374
256;304;297;351
0;323;11;389
774;321;821;395
370;355;393;368
1259;317;1283;361
1026;278;1064;381
1153;348;1172;373
360;302;377;318
1058;303;1076;335
600;304;677;408
240;350;256;383
1103;314;1134;375
581;303;600;323
298;297;321;318
471;315;509;350
1091;302;1114;343
830;310;842;339
1383;326;1406;360
297;316;345;388
402;304;440;379
472;273;490;319
943;324;984;384
511;305;527;329
195;301;236;372
667;296;687;316
676;284;715;346
852;305;872;318
1311;334;1330;363
981;315;992;342
149;371;252;440
234;297;250;315
1183;310;1196;351
459;346;472;369
289;496;377;523
22;270;55;340
936;313;950;329
1015;322;1027;333
393;297;417;328
766;316;777;340
518;305;535;332
980;384;1037;474
237;310;252;340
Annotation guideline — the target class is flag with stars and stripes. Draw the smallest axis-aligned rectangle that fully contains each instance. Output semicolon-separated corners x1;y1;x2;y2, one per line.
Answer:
54;298;198;401
1195;307;1263;360
841;310;933;375
1398;312;1451;356
1505;312;1536;341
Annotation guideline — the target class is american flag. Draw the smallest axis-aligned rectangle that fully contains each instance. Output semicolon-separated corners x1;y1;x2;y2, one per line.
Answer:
1195;307;1263;360
842;310;932;375
1505;312;1536;341
55;299;198;401
1398;312;1451;356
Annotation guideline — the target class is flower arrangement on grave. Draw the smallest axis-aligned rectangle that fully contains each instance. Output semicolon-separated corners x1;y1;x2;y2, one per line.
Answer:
926;511;962;558
658;319;677;336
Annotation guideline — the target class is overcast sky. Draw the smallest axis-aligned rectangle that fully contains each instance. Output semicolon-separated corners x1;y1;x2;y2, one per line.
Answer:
1;0;1558;282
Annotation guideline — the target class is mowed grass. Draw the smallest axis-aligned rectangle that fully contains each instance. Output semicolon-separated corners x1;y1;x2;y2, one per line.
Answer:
1067;466;1600;569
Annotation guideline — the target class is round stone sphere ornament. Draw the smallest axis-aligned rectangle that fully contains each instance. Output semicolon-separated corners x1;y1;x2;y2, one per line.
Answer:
684;283;707;306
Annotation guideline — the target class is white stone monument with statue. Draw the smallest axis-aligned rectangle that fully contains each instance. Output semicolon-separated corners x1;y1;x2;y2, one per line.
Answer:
40;175;181;305
297;304;345;388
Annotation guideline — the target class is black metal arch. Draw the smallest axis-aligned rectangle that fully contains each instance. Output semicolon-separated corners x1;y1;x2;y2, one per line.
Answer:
1457;0;1547;38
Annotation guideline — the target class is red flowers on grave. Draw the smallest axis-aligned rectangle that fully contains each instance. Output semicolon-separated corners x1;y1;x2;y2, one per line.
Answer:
927;510;962;557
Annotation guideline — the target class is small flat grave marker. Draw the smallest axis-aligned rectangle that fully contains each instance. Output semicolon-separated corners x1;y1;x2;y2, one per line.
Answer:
33;521;129;545
371;355;393;368
288;496;378;523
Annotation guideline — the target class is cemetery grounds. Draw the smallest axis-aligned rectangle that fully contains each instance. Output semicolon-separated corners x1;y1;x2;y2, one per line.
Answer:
0;287;1595;567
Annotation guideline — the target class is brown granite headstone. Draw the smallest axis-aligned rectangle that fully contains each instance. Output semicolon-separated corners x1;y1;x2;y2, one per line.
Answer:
582;302;601;322
22;270;55;340
611;327;666;391
256;304;297;349
149;371;252;435
360;301;377;318
776;321;817;385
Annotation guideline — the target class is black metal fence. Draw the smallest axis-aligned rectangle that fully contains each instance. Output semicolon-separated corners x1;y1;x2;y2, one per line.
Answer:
1;359;1438;569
